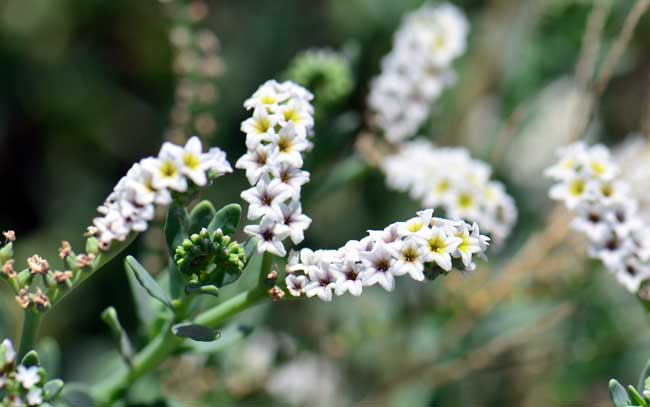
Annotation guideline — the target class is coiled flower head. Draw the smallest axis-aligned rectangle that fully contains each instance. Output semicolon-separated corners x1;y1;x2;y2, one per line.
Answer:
285;48;354;110
173;228;246;282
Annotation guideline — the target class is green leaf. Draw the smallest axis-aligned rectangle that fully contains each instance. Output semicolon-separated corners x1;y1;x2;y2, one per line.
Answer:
189;324;253;354
610;379;632;407
164;204;189;253
172;323;220;342
101;307;134;368
85;237;99;255
208;203;241;236
58;384;94;407
0;242;13;263
125;256;173;310
188;200;216;235
43;379;64;401
628;385;647;407
21;350;40;367
125;264;155;329
638;353;650;391
185;283;220;297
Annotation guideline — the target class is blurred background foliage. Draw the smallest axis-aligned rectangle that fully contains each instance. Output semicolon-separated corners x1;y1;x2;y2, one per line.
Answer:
1;0;650;405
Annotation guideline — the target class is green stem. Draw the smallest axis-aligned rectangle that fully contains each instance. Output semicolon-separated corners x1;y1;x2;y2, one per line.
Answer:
91;252;274;404
18;310;42;360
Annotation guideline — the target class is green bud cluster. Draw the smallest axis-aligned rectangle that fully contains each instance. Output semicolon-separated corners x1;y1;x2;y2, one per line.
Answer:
173;228;246;283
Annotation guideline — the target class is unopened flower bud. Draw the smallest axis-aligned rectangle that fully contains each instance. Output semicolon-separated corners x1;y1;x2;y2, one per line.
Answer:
27;255;49;275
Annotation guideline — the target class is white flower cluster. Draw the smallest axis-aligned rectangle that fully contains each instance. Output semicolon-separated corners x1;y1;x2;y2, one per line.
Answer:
382;139;517;246
0;339;49;406
285;209;489;302
546;142;650;292
237;80;315;257
367;3;468;143
90;137;232;250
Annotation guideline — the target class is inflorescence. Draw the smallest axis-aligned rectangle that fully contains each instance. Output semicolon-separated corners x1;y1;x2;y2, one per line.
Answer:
546;141;650;292
285;209;490;302
89;137;232;251
0;339;62;407
367;3;468;143
382;139;517;246
237;80;315;257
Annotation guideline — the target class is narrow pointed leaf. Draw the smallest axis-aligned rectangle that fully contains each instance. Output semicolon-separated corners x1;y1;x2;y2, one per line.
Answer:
101;307;134;368
208;203;241;236
610;379;631;407
188;200;216;235
172;323;220;342
125;256;172;309
125;265;155;329
43;379;64;401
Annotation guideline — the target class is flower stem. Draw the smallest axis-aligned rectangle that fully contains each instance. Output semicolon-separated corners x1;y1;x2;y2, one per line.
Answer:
17;310;42;360
92;252;273;404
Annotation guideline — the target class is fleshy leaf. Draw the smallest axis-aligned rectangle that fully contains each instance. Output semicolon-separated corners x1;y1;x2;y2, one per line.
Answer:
610;379;632;407
43;379;64;401
208;203;241;236
125;256;173;310
172;323;220;342
188;200;217;235
21;350;40;367
101;307;134;367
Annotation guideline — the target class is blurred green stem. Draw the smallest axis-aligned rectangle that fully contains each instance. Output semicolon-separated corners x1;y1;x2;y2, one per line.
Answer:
92;252;273;404
17;310;41;360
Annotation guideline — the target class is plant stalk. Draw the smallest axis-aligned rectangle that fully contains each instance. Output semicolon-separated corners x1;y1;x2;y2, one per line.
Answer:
17;310;42;360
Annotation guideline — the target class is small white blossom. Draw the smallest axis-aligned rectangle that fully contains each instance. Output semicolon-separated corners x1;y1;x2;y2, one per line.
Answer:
16;365;40;389
1;339;15;365
26;388;43;406
244;215;291;257
304;261;338;301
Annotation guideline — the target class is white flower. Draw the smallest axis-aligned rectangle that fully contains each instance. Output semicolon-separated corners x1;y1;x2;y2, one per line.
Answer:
420;227;461;271
173;136;210;186
202;146;233;176
272;164;310;198
397;209;434;238
286;274;308;297
389;238;426;281
269;123;310;168
360;243;397;291
243;215;290;257
304;262;338;301
236;145;274;185
16;365;40;389
452;223;482;269
334;260;364;296
241;106;277;147
275;201;312;244
241;177;293;221
1;339;15;365
26;388;43;406
141;154;187;193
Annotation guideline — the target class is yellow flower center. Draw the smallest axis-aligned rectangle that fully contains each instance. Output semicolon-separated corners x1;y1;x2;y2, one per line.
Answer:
283;109;301;124
183;153;201;171
407;220;423;233
428;236;446;254
457;193;474;209
254;117;271;134
569;179;585;196
160;161;178;179
260;94;276;105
